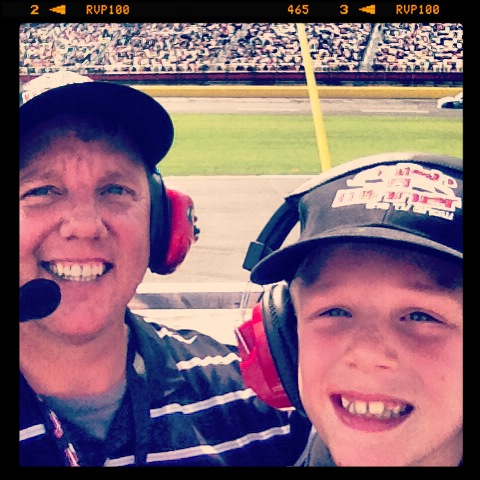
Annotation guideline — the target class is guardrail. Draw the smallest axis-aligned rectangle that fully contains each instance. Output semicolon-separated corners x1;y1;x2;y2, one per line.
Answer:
128;282;263;346
20;71;463;86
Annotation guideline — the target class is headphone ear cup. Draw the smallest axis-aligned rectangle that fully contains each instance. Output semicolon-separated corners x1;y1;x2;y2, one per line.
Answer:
162;188;198;274
148;175;198;275
236;282;305;414
261;282;304;414
148;174;170;274
237;299;290;410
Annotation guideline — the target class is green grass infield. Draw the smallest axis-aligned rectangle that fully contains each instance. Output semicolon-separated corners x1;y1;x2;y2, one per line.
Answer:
159;113;462;176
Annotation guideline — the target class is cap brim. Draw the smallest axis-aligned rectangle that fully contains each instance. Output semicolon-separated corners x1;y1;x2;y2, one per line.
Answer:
250;226;463;285
20;82;173;172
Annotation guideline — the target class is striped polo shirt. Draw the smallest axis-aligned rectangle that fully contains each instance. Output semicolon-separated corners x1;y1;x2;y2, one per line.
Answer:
20;310;309;466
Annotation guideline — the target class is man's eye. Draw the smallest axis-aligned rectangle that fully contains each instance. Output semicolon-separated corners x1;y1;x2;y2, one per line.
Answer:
22;185;56;198
102;184;132;196
323;308;351;318
401;312;441;324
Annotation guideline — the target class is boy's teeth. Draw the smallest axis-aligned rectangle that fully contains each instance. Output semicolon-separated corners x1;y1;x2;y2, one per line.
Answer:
368;401;385;415
391;404;401;415
340;396;409;419
354;400;367;414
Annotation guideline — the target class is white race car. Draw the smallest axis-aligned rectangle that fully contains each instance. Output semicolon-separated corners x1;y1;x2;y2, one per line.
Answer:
437;91;463;109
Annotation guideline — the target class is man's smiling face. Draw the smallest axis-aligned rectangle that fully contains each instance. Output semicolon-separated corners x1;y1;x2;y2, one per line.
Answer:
20;122;151;338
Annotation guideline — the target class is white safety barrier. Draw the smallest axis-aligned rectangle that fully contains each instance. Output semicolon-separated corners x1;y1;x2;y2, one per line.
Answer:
128;282;264;345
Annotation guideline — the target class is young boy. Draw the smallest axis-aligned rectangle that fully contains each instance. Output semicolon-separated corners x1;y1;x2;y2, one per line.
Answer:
241;152;463;466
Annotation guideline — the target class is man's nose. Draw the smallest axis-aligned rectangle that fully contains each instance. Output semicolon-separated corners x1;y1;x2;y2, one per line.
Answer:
59;200;108;240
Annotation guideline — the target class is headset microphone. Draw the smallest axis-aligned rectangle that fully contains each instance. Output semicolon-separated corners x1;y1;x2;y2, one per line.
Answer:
20;279;61;323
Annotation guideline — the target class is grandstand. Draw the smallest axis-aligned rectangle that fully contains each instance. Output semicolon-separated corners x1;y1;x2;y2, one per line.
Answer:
20;23;462;77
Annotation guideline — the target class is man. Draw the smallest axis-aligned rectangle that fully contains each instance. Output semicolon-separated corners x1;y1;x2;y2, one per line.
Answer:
19;72;309;466
238;152;463;466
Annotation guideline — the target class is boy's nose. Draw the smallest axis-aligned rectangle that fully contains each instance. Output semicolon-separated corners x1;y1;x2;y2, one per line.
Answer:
342;326;399;373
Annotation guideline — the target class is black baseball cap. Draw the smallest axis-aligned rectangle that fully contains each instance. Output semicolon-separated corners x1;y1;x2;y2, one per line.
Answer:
20;71;174;173
250;152;463;285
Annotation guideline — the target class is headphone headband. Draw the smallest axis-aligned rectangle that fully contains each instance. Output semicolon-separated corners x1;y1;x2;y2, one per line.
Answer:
242;202;298;273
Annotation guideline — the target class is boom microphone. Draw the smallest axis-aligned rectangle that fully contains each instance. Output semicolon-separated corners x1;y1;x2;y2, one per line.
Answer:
20;279;61;323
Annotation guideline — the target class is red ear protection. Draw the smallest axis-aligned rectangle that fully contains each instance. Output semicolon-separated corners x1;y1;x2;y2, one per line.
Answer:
148;174;199;275
162;188;199;274
236;302;290;410
236;282;305;414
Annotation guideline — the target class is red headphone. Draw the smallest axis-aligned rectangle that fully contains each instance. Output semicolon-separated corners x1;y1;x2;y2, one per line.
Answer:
148;174;199;275
236;282;298;411
235;183;307;413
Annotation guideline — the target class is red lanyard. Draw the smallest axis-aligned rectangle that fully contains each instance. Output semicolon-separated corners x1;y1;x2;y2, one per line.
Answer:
37;396;81;467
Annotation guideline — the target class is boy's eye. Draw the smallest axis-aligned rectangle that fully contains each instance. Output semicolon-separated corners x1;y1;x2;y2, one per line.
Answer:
323;308;351;318
401;311;441;324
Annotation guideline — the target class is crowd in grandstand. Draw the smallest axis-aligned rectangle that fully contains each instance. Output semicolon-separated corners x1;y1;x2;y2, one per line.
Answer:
19;23;463;75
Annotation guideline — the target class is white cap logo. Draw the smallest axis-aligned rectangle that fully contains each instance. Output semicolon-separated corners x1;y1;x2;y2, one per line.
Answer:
332;162;462;221
20;71;93;106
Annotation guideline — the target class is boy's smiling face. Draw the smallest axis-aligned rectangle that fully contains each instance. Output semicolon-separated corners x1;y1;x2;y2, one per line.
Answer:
290;242;463;466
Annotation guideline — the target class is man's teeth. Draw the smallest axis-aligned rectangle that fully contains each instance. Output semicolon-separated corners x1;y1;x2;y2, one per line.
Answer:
48;262;107;281
340;396;408;419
